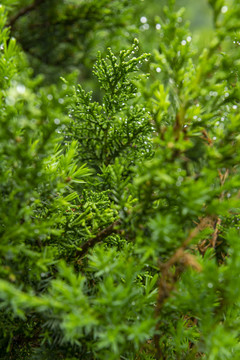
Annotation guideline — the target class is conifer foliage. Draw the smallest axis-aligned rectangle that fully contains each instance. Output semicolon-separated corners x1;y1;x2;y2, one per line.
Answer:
1;0;240;359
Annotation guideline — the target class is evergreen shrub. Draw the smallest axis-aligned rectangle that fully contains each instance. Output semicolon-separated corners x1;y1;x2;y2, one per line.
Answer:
1;0;240;359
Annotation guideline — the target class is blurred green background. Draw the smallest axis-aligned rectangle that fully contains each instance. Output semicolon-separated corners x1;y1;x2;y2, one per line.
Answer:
5;0;215;86
136;0;214;52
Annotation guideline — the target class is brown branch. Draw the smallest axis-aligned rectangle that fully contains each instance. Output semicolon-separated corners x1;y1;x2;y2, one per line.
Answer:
75;220;121;259
197;169;229;252
7;0;47;28
201;129;213;146
219;168;229;187
210;169;229;248
154;219;206;359
211;217;222;248
153;169;230;356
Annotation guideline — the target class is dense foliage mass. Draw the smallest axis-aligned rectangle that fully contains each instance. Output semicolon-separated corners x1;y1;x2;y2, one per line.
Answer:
1;0;240;359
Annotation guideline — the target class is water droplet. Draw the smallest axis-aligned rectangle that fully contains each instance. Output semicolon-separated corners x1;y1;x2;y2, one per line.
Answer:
221;6;228;14
209;91;218;97
16;84;26;94
140;16;147;24
141;23;149;30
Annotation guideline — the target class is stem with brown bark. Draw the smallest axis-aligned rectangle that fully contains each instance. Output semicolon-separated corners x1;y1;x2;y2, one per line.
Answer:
75;220;121;259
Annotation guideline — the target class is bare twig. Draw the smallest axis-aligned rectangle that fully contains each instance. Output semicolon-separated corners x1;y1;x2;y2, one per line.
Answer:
7;0;47;28
75;220;121;259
